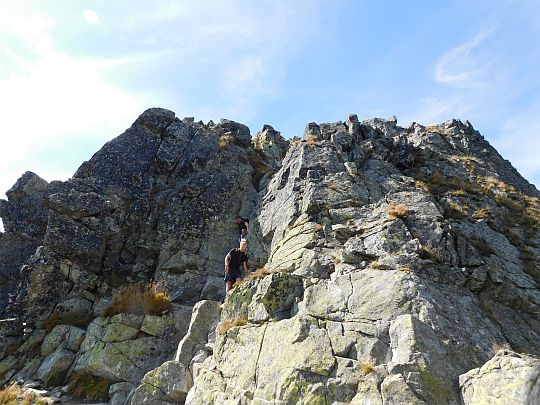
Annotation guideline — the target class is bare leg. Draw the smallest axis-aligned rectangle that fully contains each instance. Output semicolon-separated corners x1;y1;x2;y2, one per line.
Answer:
226;281;234;294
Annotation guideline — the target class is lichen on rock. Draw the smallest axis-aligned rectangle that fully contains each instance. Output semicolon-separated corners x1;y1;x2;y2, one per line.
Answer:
0;110;539;404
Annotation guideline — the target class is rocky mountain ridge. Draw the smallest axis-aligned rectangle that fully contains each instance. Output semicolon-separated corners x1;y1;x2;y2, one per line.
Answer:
0;108;539;404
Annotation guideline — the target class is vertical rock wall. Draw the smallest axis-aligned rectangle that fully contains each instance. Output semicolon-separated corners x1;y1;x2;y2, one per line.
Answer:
0;108;288;399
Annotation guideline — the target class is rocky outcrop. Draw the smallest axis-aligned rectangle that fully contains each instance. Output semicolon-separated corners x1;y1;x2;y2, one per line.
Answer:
74;307;190;383
1;110;539;404
0;172;51;317
0;108;287;401
183;116;540;404
130;300;220;404
459;349;540;404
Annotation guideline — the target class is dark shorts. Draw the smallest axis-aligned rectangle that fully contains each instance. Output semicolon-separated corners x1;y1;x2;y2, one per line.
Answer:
224;270;242;283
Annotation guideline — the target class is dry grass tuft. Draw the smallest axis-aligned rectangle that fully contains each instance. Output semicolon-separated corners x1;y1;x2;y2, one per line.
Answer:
0;383;52;405
68;371;112;401
360;360;375;376
247;152;272;189
450;189;466;197
387;203;408;219
480;176;516;193
219;135;235;148
218;317;248;334
472;207;491;220
328;183;338;191
369;261;388;270
449;155;481;173
415;180;430;193
102;282;171;317
423;171;484;196
495;195;524;212
234;268;273;287
398;266;412;273
446;202;469;219
246;267;272;281
305;136;320;147
425;124;442;133
419;245;442;263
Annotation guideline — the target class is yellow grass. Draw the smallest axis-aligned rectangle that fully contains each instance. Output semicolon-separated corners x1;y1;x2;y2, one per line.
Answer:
0;383;52;405
415;180;430;193
387;203;408;219
234;268;273;287
450;189;466;197
447;202;468;219
360;360;375;376
472;207;491;220
102;282;171;317
425;124;442;133
419;245;442;263
369;261;388;270
305;135;320;147
449;155;481;173
219;135;234;148
218;317;248;334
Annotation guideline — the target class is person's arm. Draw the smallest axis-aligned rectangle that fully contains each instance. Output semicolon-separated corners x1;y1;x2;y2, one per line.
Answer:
243;260;248;275
225;253;231;273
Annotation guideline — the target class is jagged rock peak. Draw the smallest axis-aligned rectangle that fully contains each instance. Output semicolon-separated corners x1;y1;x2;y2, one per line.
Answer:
0;109;539;404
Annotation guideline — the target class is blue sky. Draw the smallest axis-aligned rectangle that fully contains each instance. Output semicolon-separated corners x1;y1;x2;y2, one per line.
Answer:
1;0;539;209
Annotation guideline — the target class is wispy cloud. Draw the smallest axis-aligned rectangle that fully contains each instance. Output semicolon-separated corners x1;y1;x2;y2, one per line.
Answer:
0;11;148;200
402;96;471;126
0;1;320;201
101;1;318;120
434;29;494;87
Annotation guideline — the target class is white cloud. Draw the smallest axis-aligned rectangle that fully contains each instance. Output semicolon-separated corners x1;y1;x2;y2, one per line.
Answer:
220;54;283;118
400;96;471;127
83;9;99;25
104;1;316;119
0;12;147;197
435;29;493;87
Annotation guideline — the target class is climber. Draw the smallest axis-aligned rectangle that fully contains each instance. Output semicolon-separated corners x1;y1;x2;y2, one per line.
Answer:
224;239;249;293
234;215;249;241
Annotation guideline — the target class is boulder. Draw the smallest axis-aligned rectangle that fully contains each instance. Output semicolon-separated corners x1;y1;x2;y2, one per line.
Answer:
36;348;75;387
175;300;221;366
460;350;540;404
75;314;176;383
40;324;85;355
130;361;192;404
222;272;303;322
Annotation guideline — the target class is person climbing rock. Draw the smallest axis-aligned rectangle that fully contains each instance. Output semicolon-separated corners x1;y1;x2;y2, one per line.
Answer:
224;239;249;293
234;215;249;240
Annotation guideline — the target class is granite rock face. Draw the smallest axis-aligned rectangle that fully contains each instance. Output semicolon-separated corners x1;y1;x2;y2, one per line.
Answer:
183;117;540;404
459;349;540;405
1;110;539;404
0;172;51;317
